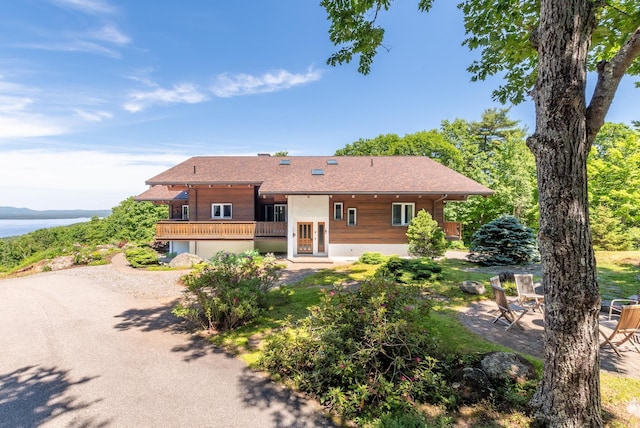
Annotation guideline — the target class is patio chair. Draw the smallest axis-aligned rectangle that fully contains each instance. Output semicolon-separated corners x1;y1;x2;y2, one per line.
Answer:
491;279;529;331
599;304;640;356
608;291;639;320
514;273;544;312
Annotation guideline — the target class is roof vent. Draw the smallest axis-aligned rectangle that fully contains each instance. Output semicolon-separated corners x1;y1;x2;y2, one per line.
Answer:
326;159;338;165
258;153;271;157
312;169;324;175
279;159;291;165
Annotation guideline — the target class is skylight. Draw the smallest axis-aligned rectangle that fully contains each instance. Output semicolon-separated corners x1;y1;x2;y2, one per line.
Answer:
312;169;324;175
279;159;291;165
326;159;338;165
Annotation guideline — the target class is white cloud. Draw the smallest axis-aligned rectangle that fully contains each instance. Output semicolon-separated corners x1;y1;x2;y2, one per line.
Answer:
74;109;112;122
50;0;115;15
0;149;187;210
0;115;68;138
210;68;322;98
89;24;130;45
0;95;33;112
123;83;208;113
17;40;122;58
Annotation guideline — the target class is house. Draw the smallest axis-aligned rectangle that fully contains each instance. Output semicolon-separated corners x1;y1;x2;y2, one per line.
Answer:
135;155;493;260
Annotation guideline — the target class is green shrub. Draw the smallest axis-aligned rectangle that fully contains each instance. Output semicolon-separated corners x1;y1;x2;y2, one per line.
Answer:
259;279;453;421
467;215;539;266
172;250;282;331
368;411;431;428
446;239;466;250
376;256;443;283
406;210;447;259
125;246;160;268
358;252;387;265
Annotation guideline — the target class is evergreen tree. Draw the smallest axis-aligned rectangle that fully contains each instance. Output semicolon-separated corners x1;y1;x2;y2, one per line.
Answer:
468;215;539;266
406;210;447;258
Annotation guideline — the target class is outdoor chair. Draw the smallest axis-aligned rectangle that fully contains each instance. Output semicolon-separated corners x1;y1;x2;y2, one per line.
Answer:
514;273;544;312
599;304;640;356
608;291;639;320
491;279;529;331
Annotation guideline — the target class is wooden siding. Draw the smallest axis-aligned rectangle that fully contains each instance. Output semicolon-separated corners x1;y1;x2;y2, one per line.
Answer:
329;195;445;245
189;187;255;221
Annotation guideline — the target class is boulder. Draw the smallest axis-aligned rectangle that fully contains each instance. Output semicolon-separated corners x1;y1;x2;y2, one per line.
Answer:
169;253;204;268
460;280;486;295
480;352;536;384
451;367;493;402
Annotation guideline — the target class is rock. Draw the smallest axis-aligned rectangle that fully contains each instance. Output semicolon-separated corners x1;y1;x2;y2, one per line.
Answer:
451;367;493;402
169;253;204;268
480;351;536;384
460;280;486;295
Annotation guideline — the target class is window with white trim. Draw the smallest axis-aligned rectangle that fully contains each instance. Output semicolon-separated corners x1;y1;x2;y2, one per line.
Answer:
347;208;357;226
212;203;232;219
392;203;414;226
274;204;287;222
334;202;343;220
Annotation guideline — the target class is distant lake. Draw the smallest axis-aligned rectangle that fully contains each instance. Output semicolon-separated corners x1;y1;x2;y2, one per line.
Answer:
0;218;92;238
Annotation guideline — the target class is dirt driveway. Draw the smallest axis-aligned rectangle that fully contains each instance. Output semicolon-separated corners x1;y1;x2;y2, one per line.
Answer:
0;260;335;428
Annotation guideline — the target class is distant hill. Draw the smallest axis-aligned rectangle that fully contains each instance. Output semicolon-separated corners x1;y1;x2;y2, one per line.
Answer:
0;206;112;220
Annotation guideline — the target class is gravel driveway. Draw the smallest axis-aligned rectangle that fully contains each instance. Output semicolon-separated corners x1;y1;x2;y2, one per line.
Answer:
0;260;335;428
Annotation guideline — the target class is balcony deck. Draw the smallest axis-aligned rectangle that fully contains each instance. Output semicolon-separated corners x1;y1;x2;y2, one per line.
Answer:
155;220;462;241
156;221;287;241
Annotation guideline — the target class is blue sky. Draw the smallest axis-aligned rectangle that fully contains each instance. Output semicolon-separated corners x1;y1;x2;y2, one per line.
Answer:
1;0;637;210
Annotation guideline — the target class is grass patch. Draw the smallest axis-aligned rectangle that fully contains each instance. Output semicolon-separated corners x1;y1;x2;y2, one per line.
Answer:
601;372;640;427
596;251;640;299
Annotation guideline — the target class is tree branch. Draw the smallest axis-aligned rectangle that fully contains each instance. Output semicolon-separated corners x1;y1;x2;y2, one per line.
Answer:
586;25;640;146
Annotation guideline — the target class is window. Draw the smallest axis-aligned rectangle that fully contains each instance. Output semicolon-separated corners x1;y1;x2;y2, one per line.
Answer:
392;203;414;226
274;204;286;222
265;204;287;222
347;208;357;226
334;202;343;220
212;203;232;219
181;205;189;220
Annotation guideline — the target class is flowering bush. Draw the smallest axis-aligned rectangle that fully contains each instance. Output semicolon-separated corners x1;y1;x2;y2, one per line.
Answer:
259;279;453;421
172;250;282;331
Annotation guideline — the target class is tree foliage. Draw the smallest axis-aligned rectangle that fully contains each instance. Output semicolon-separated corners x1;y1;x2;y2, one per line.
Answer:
334;108;538;241
103;197;168;243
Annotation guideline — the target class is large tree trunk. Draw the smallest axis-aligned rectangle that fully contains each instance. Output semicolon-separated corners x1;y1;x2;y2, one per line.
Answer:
527;1;603;426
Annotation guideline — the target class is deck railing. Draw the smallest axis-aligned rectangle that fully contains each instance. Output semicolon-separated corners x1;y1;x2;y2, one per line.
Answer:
156;221;287;240
443;221;462;239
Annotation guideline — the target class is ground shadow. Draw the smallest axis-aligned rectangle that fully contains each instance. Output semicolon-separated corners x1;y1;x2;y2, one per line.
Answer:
0;365;109;428
237;368;338;428
112;299;183;333
170;335;238;362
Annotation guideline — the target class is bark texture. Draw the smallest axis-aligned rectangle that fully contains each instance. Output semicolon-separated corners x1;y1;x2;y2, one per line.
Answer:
527;1;603;426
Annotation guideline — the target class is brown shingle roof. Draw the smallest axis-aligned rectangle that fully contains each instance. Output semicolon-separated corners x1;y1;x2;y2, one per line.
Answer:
144;156;493;196
134;186;188;202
